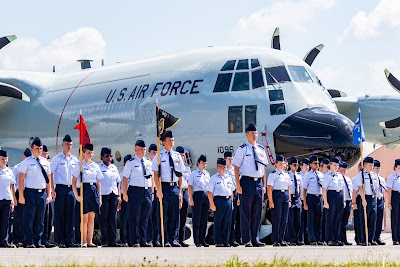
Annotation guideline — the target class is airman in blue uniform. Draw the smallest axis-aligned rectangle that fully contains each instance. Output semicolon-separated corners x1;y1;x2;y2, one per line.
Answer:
267;155;291;246
225;151;240;247
351;164;361;245
152;131;185;247
386;159;400;245
123;140;153;247
286;156;302;246
12;148;31;247
176;146;190;247
50;134;79;248
373;159;386;245
355;156;379;246
338;161;353;245
99;147;121;247
303;155;323;245
18;137;52;248
232;123;268;247
119;154;132;247
322;157;345;246
299;158;309;245
188;155;210;247
72;143;103;247
0;150;16;247
207;158;235;247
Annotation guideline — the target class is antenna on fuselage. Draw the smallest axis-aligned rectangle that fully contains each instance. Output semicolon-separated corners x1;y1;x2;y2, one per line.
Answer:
77;59;93;70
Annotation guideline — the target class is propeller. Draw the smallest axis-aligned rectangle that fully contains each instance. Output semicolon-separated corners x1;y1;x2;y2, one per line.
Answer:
0;35;16;50
384;68;400;94
271;27;280;50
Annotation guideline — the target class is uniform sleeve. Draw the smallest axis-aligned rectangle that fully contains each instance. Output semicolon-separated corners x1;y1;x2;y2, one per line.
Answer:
322;174;330;188
232;147;244;168
9;170;15;184
355;173;363;187
387;174;394;189
231;176;236;192
71;163;80;179
267;173;275;186
381;176;386;187
288;174;293;186
12;166;19;183
261;147;269;166
206;176;215;193
122;161;133;179
50;156;59;174
45;161;51;175
116;166;121;183
152;153;159;172
188;171;195;186
96;165;104;180
19;159;29;175
176;154;185;173
303;173;310;189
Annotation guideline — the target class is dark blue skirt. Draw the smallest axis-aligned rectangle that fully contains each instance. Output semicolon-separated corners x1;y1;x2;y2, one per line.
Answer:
83;183;100;214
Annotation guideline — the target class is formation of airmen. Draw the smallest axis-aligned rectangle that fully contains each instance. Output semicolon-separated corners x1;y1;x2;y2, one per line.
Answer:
0;123;398;248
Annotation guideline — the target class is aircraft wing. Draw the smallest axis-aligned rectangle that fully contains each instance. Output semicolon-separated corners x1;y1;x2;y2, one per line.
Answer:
331;95;358;115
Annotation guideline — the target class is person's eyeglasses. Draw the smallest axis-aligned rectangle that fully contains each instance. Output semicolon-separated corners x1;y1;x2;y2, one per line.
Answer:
103;154;112;158
312;162;319;165
292;163;298;167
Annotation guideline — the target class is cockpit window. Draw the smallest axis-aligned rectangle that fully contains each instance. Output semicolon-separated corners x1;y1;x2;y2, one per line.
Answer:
232;72;249;91
221;60;236;71
214;73;233;92
236;59;249;70
251;59;260;68
265;66;291;85
288;65;313;83
306;67;325;88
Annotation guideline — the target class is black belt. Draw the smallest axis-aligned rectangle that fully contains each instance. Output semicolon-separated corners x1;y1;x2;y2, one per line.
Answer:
308;194;321;196
291;194;300;198
25;188;45;192
273;189;287;192
214;195;230;199
161;182;177;186
129;185;151;190
56;184;72;188
182;188;187;192
82;182;95;186
365;195;375;198
242;175;262;181
328;190;342;192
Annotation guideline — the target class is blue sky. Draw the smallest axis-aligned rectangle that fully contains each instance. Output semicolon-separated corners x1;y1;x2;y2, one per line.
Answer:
1;0;399;97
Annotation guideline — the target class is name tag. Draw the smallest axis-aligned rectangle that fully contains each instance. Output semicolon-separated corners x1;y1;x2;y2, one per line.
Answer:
60;163;66;166
161;160;166;163
245;154;251;156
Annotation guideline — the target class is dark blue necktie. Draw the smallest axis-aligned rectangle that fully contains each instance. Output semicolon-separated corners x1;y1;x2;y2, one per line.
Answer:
368;173;375;194
37;158;49;184
141;159;146;177
343;176;351;199
314;171;321;187
168;151;174;182
292;172;298;197
252;146;258;171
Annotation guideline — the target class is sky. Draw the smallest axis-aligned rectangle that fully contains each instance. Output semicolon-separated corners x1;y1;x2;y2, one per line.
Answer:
0;0;399;98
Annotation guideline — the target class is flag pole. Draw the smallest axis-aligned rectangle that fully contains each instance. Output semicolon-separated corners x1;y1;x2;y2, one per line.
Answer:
360;141;369;246
156;99;165;247
79;143;84;247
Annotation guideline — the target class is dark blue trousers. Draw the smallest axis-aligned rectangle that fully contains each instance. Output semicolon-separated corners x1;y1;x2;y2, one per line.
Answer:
287;195;301;243
239;176;263;244
229;191;239;244
119;199;129;244
325;191;344;242
161;183;180;244
128;186;152;245
391;192;400;242
74;189;81;244
300;203;308;243
54;185;75;245
41;202;53;245
357;194;377;243
374;198;384;241
99;193;118;245
13;190;24;244
271;190;289;243
341;200;352;242
23;189;46;246
178;189;189;243
146;190;160;244
353;196;361;243
214;196;232;245
0;200;11;246
306;194;322;242
192;191;209;245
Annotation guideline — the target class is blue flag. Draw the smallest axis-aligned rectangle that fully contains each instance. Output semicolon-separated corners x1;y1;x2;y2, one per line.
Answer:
353;109;365;145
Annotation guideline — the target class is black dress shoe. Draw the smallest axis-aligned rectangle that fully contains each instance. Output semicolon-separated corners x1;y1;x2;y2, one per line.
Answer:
252;241;266;247
317;241;326;246
297;241;305;246
289;242;297;246
361;242;367;246
230;241;239;247
201;242;209;247
171;241;181;247
343;241;352;245
393;241;399;245
370;240;378;246
45;242;56;248
16;242;24;248
224;244;230;247
153;241;162;247
310;242;318;246
67;243;80;248
26;244;36;248
179;242;189;247
140;242;152;247
58;244;66;248
36;244;45;248
164;242;172;247
114;243;124;247
272;242;281;247
244;242;253;247
280;241;289;246
327;241;337;246
132;243;140;247
195;244;202;247
377;240;386;245
215;244;224;247
337;241;344;246
101;244;108;247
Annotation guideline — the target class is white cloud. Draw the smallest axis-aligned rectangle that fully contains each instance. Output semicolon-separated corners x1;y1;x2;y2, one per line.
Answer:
232;0;335;45
342;0;400;41
367;60;400;95
0;27;106;72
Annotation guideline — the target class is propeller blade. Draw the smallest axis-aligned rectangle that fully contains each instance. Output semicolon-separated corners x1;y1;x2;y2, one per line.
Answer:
0;82;30;102
379;116;400;129
271;27;280;50
385;68;400;94
303;44;324;66
0;35;16;50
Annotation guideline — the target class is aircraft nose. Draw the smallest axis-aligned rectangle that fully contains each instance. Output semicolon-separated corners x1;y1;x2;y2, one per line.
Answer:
274;107;360;166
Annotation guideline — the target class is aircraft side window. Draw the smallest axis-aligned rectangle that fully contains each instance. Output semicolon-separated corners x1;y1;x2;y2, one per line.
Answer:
228;106;243;133
245;105;257;126
270;103;286;116
221;60;236;71
265;66;291;85
213;73;233;92
236;59;249;70
251;59;260;69
251;69;264;89
288;65;313;83
268;90;284;101
231;72;249;91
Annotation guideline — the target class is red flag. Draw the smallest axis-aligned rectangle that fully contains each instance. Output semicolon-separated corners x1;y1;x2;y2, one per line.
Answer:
74;113;90;146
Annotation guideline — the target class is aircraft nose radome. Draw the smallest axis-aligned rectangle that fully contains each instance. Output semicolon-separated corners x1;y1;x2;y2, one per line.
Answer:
274;107;360;166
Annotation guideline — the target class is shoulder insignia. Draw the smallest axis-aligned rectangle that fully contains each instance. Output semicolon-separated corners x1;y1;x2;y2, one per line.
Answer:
129;158;135;161
256;144;265;150
272;170;276;173
240;143;246;148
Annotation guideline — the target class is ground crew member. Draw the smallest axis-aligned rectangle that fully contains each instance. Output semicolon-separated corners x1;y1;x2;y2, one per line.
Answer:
188;155;210;247
232;123;268;247
267;155;291;247
207;158;235;247
299;158;309;245
119;154;131;247
225;151;240;247
386;159;400;245
41;145;55;248
352;163;362;245
338;161;353;245
0;150;16;248
123;140;153;247
72;143;103;248
152;131;185;247
286;156;302;246
50;134;79;248
99;147;121;247
373;159;386;245
176;146;190;247
322;157;345;246
355;156;379;246
12;148;31;247
18;137;52;248
303;155;323;246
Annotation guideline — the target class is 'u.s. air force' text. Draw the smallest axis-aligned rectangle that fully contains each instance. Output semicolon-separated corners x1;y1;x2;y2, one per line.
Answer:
105;79;204;103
